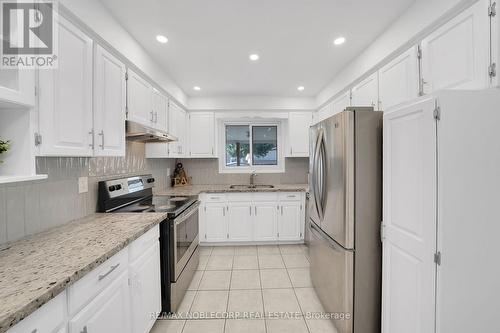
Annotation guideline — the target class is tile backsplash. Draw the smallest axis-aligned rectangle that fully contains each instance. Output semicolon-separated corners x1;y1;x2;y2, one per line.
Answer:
0;142;174;246
0;145;308;246
178;158;309;185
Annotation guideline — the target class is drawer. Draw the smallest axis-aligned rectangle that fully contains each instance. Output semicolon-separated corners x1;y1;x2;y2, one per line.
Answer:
129;225;159;262
68;248;128;315
253;192;279;202
203;193;227;202
279;192;302;201
227;193;253;202
7;290;66;333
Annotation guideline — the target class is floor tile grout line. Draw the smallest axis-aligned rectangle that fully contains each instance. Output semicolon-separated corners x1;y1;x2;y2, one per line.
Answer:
256;248;269;333
284;264;312;333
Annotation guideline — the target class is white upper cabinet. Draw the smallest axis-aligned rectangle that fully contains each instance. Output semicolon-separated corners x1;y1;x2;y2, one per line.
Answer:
332;90;352;115
351;72;379;109
189;112;215;157
317;102;333;123
127;69;152;126
38;16;93;156
169;102;187;158
379;47;419;111
288;112;312;157
152;88;168;132
0;68;35;107
93;45;126;157
421;0;490;93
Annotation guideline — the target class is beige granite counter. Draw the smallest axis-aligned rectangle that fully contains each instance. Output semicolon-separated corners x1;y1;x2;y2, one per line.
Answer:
0;212;168;333
155;184;309;196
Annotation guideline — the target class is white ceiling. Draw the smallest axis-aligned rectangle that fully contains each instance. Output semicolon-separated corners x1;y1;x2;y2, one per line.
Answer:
99;0;415;98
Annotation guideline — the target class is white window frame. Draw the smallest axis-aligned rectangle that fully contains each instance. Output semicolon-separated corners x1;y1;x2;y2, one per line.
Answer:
218;120;285;174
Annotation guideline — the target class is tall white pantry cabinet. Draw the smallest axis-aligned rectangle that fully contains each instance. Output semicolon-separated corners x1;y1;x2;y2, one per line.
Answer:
381;90;500;333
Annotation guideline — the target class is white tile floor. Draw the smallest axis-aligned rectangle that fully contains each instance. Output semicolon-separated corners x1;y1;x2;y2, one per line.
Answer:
151;245;339;333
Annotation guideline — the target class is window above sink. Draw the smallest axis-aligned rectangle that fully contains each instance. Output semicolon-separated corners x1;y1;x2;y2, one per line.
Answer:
218;120;285;174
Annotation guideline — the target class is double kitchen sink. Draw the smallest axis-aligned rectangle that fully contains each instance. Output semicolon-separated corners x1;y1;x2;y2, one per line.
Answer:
229;184;275;189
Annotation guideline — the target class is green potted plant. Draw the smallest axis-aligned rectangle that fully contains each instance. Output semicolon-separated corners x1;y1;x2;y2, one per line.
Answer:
0;139;10;164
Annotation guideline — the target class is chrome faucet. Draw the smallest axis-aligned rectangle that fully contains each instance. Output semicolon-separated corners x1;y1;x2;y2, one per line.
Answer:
250;171;257;186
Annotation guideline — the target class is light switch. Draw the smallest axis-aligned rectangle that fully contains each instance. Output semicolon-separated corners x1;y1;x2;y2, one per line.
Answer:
78;177;88;194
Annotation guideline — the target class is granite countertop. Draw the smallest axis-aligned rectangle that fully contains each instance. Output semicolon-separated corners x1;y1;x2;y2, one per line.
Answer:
0;212;168;333
155;184;309;196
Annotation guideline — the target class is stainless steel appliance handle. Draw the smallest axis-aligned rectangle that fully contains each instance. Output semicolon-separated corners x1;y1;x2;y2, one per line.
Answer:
314;129;325;220
312;130;323;220
319;133;328;218
310;221;351;253
175;201;201;226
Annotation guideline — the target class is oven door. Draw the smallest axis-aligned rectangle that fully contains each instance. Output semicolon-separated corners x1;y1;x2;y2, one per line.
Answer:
170;201;200;282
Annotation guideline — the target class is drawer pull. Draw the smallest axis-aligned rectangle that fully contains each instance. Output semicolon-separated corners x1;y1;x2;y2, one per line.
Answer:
287;195;296;198
210;197;220;200
31;330;37;333
98;263;120;281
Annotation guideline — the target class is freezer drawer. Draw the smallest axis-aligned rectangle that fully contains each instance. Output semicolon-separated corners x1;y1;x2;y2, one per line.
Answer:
310;220;353;333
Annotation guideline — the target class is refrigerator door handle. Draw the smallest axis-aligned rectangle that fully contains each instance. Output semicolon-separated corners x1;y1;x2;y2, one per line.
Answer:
310;221;352;252
313;130;324;220
318;132;328;218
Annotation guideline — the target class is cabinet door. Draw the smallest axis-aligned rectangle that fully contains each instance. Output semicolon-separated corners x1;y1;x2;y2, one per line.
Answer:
168;102;187;157
318;102;333;123
204;203;228;242
254;202;279;241
189;112;215;157
127;69;153;126
152;88;167;132
0;68;35;107
379;47;419;111
381;98;436;333
278;202;301;241
332;90;351;116
130;242;161;333
93;45;126;157
351;72;379;109
421;0;490;93
38;16;93;156
69;271;131;333
288;112;312;157
227;202;253;242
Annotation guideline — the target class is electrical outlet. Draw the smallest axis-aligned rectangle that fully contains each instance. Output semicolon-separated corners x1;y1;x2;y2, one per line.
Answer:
78;177;88;194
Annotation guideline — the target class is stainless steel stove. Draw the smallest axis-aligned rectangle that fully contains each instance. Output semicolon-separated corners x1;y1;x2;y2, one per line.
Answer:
97;175;200;314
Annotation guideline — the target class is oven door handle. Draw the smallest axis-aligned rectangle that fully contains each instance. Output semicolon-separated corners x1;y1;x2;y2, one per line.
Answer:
174;201;200;225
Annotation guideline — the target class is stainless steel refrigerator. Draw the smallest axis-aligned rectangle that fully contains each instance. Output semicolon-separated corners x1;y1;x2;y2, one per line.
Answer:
308;107;383;333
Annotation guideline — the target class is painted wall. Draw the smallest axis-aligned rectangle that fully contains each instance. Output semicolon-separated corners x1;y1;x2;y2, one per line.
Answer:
316;0;478;107
0;142;174;246
59;0;188;107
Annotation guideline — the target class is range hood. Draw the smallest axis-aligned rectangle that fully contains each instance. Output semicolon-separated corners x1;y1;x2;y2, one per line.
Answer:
125;120;177;142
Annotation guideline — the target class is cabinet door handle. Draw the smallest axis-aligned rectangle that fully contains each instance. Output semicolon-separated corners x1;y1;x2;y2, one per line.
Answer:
150;111;154;122
281;206;283;215
98;130;104;149
155;112;158;123
255;206;257;215
98;263;120;281
223;207;226;216
249;206;252;216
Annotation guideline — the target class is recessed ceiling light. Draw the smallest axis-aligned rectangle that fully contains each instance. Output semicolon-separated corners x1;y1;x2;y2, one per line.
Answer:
156;35;168;44
249;54;260;61
193;86;201;91
333;37;346;46
297;86;305;91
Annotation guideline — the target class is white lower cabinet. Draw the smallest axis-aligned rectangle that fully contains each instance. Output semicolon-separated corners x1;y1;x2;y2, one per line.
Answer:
69;271;131;333
201;192;305;244
254;202;279;241
129;242;161;333
8;226;161;333
227;202;253;242
6;291;67;333
278;201;302;241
